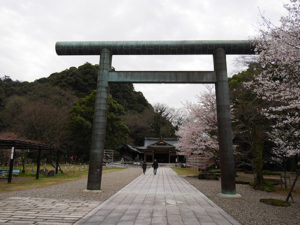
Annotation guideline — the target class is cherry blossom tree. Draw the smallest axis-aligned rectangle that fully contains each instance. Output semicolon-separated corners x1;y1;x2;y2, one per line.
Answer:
248;0;299;200
251;0;300;160
176;87;219;166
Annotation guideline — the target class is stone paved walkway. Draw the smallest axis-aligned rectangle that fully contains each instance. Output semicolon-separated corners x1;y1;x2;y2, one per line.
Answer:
0;197;99;224
76;167;240;225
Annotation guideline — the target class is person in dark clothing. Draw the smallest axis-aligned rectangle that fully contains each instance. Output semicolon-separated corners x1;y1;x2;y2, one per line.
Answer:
142;161;147;174
152;159;158;175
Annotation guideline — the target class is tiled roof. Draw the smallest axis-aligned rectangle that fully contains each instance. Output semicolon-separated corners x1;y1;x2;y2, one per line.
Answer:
142;137;179;149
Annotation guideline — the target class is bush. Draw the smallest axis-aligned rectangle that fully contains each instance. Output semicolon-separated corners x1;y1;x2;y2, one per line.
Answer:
198;172;218;180
236;180;250;185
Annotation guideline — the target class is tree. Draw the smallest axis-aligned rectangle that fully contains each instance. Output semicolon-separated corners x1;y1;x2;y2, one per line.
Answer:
151;103;177;137
47;63;98;98
0;63;153;163
110;83;150;112
247;0;300;198
176;88;219;164
123;109;155;146
15;101;70;147
69;91;129;160
46;63;151;112
229;64;271;187
0;84;76;149
250;0;300;162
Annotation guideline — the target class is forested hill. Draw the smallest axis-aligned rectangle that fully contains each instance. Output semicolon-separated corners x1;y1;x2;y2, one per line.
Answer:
38;63;150;112
0;63;176;161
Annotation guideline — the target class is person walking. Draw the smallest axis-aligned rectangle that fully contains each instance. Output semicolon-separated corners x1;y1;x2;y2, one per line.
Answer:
142;161;147;175
152;159;158;175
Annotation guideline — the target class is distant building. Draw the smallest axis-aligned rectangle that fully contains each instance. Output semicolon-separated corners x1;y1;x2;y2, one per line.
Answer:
116;144;142;162
137;137;185;163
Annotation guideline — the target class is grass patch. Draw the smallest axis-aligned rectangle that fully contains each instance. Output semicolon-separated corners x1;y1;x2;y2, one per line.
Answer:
250;181;276;192
172;168;199;176
0;165;125;193
264;178;281;186
243;170;253;174
260;198;290;207
209;169;221;173
241;170;282;176
262;170;282;176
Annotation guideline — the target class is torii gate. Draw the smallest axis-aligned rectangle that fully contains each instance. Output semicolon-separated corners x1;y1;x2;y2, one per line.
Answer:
56;40;255;196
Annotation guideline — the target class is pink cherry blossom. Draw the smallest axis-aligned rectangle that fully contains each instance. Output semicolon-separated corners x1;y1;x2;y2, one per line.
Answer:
249;0;300;158
176;87;219;168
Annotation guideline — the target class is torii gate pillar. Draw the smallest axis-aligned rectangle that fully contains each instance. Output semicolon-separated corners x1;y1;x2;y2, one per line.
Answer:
87;49;111;190
214;48;237;195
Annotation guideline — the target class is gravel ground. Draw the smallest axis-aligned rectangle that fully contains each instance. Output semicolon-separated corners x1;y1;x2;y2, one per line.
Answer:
0;167;142;202
185;176;300;225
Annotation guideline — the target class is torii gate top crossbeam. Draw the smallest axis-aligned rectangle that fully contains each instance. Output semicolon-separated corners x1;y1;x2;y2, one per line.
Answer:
56;40;255;55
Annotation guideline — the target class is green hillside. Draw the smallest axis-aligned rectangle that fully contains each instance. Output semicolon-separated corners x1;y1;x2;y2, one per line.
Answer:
0;63;175;161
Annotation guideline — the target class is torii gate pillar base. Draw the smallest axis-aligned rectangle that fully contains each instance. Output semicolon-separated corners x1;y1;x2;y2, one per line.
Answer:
217;193;241;198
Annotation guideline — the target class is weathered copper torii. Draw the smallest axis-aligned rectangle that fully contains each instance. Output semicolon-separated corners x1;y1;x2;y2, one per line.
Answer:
56;40;255;196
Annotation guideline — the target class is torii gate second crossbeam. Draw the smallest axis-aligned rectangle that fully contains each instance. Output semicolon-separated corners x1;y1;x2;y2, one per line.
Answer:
56;40;255;197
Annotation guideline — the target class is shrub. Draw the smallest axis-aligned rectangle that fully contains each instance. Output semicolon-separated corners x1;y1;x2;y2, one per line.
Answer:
236;180;250;185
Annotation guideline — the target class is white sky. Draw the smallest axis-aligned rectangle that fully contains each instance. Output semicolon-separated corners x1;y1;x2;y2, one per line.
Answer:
0;0;289;108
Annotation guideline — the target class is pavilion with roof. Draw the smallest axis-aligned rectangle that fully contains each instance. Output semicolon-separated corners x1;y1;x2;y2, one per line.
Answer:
0;132;63;182
137;137;184;163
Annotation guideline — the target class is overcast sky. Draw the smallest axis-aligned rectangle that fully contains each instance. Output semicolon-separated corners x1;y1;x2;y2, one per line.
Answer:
0;0;289;108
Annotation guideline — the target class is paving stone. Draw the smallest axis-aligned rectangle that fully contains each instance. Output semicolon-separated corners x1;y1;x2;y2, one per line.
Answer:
197;215;215;223
151;216;167;225
200;223;217;225
152;209;166;217
95;209;112;216
86;215;106;222
120;214;136;221
167;214;184;224
134;218;151;225
182;217;201;225
0;196;98;225
5;221;34;224
117;221;134;225
36;223;72;225
74;168;239;225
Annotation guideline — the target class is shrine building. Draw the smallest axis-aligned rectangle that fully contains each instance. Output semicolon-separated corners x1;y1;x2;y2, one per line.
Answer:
137;137;184;163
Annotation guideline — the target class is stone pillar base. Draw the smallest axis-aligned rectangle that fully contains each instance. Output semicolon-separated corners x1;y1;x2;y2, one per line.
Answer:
83;189;102;193
217;193;241;198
